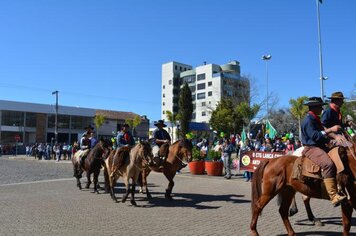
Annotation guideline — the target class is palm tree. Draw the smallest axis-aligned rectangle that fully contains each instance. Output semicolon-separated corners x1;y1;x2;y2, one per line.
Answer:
94;115;105;139
289;96;308;139
165;110;177;140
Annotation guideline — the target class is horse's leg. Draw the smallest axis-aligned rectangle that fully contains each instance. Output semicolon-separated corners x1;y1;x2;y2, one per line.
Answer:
110;174;118;202
341;202;353;236
278;188;297;236
122;176;130;203
130;178;137;206
92;170;100;194
85;171;91;189
289;197;298;217
73;164;82;190
141;169;152;199
164;171;175;200
103;166;110;194
302;195;324;226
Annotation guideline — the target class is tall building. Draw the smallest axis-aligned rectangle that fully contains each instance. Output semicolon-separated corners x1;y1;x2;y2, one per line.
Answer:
161;60;250;123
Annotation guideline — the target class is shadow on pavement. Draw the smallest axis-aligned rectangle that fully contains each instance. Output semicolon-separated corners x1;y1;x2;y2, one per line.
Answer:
278;232;356;236
295;216;356;227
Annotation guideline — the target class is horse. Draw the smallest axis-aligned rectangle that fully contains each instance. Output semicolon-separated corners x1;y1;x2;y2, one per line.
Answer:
72;138;111;193
250;136;356;236
138;138;193;200
104;141;153;206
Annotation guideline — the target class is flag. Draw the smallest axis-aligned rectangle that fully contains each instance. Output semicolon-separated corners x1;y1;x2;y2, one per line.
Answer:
241;128;247;143
265;120;277;140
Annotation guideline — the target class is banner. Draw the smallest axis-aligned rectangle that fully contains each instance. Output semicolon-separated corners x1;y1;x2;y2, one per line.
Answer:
239;151;284;172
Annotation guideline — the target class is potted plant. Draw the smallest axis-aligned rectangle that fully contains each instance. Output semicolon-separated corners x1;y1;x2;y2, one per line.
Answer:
205;149;223;176
188;147;205;175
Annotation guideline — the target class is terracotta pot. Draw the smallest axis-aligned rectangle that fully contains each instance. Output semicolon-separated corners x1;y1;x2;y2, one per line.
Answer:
188;160;205;175
205;161;223;176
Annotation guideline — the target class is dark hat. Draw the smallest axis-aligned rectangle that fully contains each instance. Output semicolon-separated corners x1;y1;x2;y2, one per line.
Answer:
327;91;347;100
84;124;95;130
122;123;130;129
303;97;328;107
154;120;167;127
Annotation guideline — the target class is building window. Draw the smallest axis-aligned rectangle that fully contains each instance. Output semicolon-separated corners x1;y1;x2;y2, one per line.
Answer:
180;66;182;71
208;91;212;96
202;102;206;106
163;93;165;98
163;85;165;89
25;112;37;127
197;83;205;90
71;116;92;129
163;111;165;114
197;92;206;100
48;114;70;129
208;81;212;86
197;73;205;81
175;65;177;70
163;102;165;106
202;111;206;116
1;110;24;126
169;80;172;85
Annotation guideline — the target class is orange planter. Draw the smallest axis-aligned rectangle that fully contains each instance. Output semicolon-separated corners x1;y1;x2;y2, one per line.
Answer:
188;160;205;175
205;161;223;176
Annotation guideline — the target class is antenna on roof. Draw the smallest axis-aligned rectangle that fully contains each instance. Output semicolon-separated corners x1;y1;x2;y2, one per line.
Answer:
203;61;207;65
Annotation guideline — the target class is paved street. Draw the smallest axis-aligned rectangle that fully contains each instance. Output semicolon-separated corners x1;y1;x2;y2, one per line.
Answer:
1;156;356;236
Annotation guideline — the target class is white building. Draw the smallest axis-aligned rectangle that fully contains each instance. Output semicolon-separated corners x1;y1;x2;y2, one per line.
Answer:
161;60;250;123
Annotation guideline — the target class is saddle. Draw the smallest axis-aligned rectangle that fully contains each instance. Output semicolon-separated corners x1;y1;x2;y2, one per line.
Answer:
292;147;344;181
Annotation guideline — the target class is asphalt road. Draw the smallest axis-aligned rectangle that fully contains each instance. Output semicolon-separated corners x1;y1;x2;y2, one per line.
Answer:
1;156;355;236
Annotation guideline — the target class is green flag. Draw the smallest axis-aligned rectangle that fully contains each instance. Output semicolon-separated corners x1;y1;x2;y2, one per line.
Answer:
241;128;247;143
265;120;277;140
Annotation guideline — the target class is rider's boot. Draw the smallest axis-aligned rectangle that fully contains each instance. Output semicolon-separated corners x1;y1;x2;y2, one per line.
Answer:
324;178;347;207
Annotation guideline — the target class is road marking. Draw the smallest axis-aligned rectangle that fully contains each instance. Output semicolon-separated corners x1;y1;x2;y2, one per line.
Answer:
0;178;73;187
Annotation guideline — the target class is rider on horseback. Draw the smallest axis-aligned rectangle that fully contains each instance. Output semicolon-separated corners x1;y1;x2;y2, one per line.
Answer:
116;123;135;148
301;97;346;207
151;120;171;169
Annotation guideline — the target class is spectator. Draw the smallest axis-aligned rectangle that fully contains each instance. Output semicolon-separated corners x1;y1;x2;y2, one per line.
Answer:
25;145;30;157
285;139;295;155
222;139;234;179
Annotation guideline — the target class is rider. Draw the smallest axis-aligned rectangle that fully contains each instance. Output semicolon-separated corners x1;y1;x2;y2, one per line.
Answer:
151;120;171;168
301;97;346;207
116;123;135;148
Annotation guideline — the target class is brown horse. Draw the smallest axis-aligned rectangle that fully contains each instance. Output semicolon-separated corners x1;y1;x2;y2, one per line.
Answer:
104;141;153;206
72;138;111;193
251;138;356;236
139;139;193;200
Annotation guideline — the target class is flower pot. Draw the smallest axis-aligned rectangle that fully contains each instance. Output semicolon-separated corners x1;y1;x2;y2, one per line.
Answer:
188;160;205;175
205;161;223;176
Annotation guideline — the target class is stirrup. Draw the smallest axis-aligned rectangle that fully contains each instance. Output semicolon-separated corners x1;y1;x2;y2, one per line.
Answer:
331;194;347;207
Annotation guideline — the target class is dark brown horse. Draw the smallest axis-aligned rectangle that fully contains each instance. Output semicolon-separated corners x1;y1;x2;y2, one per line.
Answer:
251;138;356;236
72;138;111;193
139;139;193;200
104;141;153;206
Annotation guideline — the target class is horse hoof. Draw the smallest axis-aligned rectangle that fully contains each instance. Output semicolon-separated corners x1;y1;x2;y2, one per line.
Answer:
289;208;298;217
85;184;90;189
130;200;137;206
122;199;126;203
147;194;152;199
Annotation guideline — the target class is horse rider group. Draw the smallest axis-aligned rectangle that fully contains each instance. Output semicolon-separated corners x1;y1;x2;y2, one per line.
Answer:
301;91;353;207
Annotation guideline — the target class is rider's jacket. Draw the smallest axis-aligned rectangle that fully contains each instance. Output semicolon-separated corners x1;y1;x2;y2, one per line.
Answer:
321;104;343;129
80;137;91;150
301;112;329;150
152;128;171;147
116;131;135;148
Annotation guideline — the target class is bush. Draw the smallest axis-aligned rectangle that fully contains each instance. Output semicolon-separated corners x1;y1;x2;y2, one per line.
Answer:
191;147;203;161
207;149;221;162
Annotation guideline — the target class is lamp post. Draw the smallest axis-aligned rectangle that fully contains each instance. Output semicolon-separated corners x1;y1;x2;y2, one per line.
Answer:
262;54;272;120
52;91;59;143
316;0;326;100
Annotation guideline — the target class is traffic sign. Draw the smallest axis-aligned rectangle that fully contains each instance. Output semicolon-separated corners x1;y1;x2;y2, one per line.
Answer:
14;135;21;141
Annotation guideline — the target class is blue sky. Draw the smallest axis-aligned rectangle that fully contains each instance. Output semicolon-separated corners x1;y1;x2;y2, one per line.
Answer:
0;0;355;121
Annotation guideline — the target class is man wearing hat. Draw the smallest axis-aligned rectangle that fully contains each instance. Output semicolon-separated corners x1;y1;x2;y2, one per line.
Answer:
116;123;135;148
152;120;171;168
322;91;346;130
301;97;346;206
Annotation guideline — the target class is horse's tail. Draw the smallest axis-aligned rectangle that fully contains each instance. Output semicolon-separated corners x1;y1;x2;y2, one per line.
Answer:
251;160;269;215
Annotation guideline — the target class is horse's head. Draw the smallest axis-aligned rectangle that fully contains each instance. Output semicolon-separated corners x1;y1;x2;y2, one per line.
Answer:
138;140;153;162
175;138;193;162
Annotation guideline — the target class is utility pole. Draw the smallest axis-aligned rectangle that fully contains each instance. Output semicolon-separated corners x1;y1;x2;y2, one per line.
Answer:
316;0;325;100
262;55;272;120
52;91;59;143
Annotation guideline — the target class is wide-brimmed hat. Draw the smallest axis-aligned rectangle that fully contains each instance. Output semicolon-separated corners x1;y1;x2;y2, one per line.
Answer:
154;120;167;127
303;97;328;107
327;91;347;100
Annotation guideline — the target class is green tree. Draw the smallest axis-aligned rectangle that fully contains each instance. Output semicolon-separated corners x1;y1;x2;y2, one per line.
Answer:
235;101;260;133
289;96;308;139
125;115;141;137
178;82;193;137
94;115;105;139
209;98;235;135
165;110;178;139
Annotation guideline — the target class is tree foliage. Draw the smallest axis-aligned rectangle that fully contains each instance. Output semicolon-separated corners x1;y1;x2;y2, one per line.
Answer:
165;110;178;138
125;115;141;137
289;96;308;139
178;83;193;137
94;115;105;138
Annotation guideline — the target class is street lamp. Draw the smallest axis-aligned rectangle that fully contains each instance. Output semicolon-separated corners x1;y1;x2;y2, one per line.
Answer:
262;54;272;120
316;0;326;100
52;91;59;143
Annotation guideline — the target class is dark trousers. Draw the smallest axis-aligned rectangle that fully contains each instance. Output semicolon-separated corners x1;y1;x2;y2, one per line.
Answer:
302;146;335;178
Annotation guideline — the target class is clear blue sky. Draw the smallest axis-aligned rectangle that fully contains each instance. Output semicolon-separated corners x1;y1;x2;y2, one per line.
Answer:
0;0;355;121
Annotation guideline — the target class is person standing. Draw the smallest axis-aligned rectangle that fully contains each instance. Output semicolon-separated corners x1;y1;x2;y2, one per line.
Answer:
301;97;346;206
222;138;234;179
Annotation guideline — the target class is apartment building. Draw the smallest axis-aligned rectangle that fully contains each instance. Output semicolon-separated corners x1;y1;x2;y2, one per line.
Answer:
161;60;250;123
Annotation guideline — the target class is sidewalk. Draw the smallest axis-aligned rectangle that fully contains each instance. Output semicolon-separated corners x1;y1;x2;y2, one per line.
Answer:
6;154;72;163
